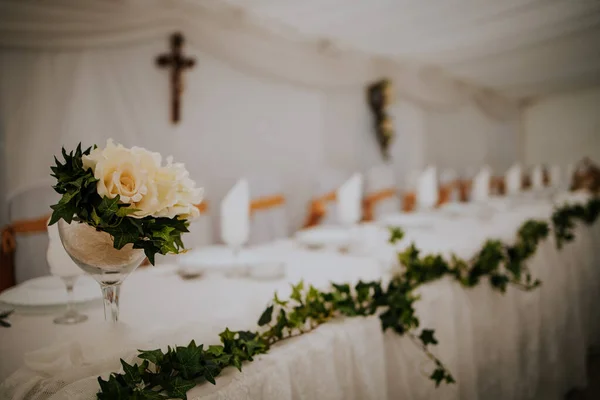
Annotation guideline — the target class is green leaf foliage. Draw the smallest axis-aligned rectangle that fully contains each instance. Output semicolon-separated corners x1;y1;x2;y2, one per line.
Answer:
97;197;600;399
49;144;191;265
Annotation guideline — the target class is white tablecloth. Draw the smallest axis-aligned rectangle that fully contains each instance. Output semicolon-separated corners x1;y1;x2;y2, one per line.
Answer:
1;198;599;400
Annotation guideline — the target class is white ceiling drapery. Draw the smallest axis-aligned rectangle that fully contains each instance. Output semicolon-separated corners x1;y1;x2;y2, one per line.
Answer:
221;0;600;99
0;0;522;121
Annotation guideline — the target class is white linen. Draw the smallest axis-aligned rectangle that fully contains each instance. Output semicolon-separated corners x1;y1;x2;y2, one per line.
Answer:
416;166;438;209
220;179;250;248
1;195;599;400
505;163;522;195
336;173;363;225
470;166;491;202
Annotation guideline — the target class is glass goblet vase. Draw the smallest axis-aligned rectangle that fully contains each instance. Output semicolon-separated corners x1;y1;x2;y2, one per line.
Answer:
57;220;146;323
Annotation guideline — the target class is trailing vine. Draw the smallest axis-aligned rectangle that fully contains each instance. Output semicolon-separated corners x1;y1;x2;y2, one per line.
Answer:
97;197;600;400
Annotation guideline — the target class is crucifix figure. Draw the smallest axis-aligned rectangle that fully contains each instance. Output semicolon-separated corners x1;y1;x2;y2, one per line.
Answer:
156;32;196;124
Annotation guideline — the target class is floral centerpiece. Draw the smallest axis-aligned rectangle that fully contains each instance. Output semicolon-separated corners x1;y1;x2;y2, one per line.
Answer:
49;139;203;321
366;78;394;160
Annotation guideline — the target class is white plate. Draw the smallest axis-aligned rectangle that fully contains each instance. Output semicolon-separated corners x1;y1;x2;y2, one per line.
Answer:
295;227;352;249
378;212;437;229
0;275;101;307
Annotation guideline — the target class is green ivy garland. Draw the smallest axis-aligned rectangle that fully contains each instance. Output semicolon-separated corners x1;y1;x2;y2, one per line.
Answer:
96;197;600;400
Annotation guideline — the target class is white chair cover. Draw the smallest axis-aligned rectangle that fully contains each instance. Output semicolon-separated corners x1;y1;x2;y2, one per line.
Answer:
6;180;59;283
364;164;400;220
248;175;288;245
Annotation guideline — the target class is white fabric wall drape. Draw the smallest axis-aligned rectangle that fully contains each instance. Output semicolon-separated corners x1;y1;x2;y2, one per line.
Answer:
0;0;519;118
0;0;522;231
424;106;520;176
524;86;600;168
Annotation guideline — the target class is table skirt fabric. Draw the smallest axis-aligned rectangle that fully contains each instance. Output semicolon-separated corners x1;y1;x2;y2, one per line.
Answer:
1;210;599;400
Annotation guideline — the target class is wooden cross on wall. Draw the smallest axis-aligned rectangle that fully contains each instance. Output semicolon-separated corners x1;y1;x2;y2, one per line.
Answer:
156;32;196;124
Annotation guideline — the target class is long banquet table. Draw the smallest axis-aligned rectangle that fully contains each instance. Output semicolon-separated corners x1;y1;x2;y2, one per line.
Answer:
1;194;599;400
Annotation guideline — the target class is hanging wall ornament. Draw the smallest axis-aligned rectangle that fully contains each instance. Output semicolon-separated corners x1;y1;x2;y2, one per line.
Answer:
367;79;394;160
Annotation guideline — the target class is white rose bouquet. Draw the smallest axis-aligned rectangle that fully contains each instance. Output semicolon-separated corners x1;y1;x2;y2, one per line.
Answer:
49;140;203;264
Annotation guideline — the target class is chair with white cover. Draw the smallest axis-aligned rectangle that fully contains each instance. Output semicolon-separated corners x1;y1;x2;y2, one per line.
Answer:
549;165;562;188
363;164;400;221
247;175;288;245
505;163;523;195
415;166;439;210
304;168;348;227
400;169;421;212
5;180;59;284
470;166;492;202
531;165;545;190
438;169;460;205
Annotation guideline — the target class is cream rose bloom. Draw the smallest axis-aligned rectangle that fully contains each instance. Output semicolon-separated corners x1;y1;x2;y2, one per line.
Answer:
82;139;202;219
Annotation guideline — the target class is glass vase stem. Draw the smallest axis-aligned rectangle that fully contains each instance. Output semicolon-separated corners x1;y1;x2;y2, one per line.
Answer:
64;277;76;314
101;284;121;322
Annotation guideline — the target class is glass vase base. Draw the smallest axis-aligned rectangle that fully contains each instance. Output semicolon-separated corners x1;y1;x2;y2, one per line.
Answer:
53;310;88;325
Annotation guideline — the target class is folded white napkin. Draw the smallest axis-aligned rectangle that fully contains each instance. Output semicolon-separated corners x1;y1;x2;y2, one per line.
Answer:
416;166;438;209
471;166;491;202
47;219;83;278
505;163;522;195
220;179;250;248
336;173;363;225
549;165;561;188
531;165;544;189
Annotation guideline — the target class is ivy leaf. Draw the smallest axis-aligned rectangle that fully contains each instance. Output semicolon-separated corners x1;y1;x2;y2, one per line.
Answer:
219;327;235;342
258;305;274;326
97;375;132;399
388;226;405;244
166;376;196;399
290;281;304;303
430;367;447;388
273;293;288;307
139;389;167;400
120;359;143;386
419;329;438;346
207;345;224;357
138;349;165;366
172;343;203;379
97;195;121;216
